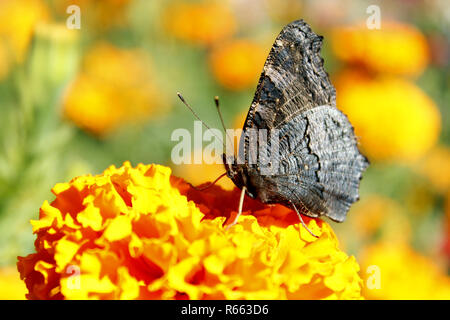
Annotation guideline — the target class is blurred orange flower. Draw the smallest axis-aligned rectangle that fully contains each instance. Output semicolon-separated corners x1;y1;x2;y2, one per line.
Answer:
349;195;411;243
18;162;363;299
0;267;27;300
55;0;132;31
335;70;441;162
331;22;429;77
0;0;49;63
360;242;450;299
163;1;237;46
209;40;266;91
415;146;450;194
63;43;166;136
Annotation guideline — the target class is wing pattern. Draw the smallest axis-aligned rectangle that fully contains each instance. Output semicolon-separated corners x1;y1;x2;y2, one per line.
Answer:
238;20;369;221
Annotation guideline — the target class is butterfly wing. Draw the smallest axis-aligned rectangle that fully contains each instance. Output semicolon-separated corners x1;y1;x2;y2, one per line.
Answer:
243;19;336;132
240;20;368;222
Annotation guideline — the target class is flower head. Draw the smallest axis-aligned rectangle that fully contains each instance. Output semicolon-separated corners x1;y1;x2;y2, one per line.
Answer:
18;163;363;299
163;1;236;46
0;0;49;63
209;39;266;91
415;146;450;194
335;70;441;162
331;22;429;77
63;43;166;136
360;242;450;299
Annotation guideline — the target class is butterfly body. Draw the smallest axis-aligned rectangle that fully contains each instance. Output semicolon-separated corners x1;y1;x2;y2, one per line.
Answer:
224;20;369;222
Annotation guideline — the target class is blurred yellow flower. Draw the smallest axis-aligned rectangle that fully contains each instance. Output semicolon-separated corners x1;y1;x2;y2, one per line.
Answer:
360;242;450;299
17;162;363;299
163;1;237;46
331;22;429;77
0;267;27;300
0;0;49;63
0;43;11;81
55;0;132;31
335;70;441;162
350;195;411;243
415;146;450;194
209;40;266;90
63;43;166;136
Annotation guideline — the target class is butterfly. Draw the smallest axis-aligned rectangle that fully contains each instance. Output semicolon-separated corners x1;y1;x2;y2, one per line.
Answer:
180;20;369;237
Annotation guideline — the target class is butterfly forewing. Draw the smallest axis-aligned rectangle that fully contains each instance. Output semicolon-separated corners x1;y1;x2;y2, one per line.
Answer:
243;20;336;132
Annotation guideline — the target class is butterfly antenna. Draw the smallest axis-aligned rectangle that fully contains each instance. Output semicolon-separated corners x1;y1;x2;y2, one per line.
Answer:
177;92;226;149
214;96;235;156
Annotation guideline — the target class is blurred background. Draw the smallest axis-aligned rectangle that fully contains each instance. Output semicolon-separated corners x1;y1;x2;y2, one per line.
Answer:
0;0;449;299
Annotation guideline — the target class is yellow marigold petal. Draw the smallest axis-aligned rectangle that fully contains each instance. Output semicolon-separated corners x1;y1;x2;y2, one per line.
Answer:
31;201;63;233
54;239;79;273
117;267;141;300
103;215;132;242
79;253;102;276
52;182;71;195
61;274;116;300
63;213;80;230
324;256;361;292
167;257;204;300
77;204;103;231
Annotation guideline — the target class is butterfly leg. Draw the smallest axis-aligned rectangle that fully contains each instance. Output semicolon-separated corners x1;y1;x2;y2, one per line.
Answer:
289;200;319;238
225;186;246;230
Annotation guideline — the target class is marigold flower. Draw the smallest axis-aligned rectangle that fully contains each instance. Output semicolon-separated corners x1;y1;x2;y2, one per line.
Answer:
54;0;132;31
335;70;441;162
342;195;411;246
209;40;267;91
360;242;450;299
63;43;166;136
0;267;27;299
18;162;363;299
163;1;237;46
415;146;450;194
331;22;429;77
0;0;49;63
